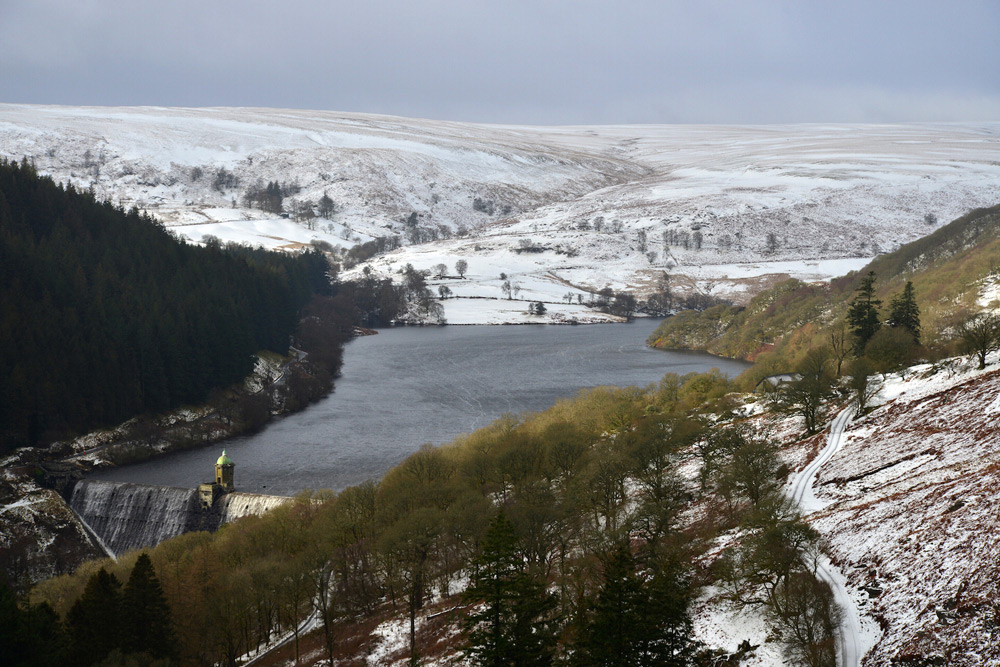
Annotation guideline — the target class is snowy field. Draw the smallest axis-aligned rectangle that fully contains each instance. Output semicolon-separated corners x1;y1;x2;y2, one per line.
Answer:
3;105;999;322
175;216;356;251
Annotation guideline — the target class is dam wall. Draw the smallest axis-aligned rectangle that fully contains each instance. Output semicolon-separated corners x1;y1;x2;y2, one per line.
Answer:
68;480;289;556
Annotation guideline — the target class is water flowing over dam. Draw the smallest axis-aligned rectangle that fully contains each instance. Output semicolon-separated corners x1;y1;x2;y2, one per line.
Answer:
69;480;289;556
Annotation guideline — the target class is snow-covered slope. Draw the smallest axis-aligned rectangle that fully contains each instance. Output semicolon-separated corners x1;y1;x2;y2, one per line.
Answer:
687;349;1000;667
3;104;999;321
807;360;1000;666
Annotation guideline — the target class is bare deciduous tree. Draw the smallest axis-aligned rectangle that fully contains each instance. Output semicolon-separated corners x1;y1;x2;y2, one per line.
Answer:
957;312;1000;369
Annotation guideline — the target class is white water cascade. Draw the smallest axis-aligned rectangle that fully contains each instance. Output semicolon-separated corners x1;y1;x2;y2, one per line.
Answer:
219;492;292;524
69;480;289;556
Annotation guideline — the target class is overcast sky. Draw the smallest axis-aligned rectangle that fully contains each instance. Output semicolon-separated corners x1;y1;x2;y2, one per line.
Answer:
2;0;999;125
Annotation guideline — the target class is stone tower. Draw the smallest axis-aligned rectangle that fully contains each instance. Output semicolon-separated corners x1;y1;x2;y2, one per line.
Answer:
215;449;235;492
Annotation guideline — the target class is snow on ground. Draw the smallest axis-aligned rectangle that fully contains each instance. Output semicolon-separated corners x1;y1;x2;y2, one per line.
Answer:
975;273;1000;310
366;617;413;667
3;105;999;323
0;467;105;586
438;297;621;325
692;352;1000;666
176;216;355;251
802;352;1000;665
679;257;873;283
691;585;785;666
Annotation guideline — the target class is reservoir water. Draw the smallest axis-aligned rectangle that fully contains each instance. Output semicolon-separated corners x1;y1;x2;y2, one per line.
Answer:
91;320;748;495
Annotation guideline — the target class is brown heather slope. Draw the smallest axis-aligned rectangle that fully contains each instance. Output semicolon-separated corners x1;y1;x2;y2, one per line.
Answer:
808;363;1000;665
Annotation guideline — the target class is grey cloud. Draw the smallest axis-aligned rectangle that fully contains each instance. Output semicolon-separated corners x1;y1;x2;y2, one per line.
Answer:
1;0;998;124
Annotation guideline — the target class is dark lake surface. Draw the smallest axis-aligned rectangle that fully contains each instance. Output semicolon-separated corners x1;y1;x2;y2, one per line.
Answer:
91;320;748;495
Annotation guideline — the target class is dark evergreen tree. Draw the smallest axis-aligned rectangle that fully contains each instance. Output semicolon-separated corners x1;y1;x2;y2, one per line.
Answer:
642;559;697;666
0;582;67;667
67;568;122;666
575;543;696;667
887;281;921;344
462;512;558;667
574;543;647;666
121;554;177;660
317;191;335;218
845;271;882;354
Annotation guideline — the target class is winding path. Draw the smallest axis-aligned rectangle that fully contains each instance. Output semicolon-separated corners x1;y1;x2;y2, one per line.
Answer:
788;406;866;667
790;407;852;509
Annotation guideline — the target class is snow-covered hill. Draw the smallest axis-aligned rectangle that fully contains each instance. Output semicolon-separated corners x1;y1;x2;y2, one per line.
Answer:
0;466;105;591
3;104;999;321
808;360;1000;666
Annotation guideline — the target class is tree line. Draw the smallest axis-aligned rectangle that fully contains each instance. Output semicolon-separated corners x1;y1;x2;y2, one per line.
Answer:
0;159;334;453
1;553;176;667
764;266;1000;440
762;272;925;430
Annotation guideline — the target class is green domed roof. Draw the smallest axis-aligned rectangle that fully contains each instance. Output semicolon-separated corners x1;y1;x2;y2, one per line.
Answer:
216;450;233;466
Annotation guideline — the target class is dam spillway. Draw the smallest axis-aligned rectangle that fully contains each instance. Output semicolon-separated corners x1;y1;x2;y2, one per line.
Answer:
218;491;291;523
68;480;290;556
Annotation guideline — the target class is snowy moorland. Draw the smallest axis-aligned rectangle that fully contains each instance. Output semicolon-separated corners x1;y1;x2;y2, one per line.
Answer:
2;104;999;321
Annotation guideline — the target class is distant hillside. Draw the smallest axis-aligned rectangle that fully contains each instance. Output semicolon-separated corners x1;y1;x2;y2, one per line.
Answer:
648;204;1000;383
0;159;332;453
3;104;1000;322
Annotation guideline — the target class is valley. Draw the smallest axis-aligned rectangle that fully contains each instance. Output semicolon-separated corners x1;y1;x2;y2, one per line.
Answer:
3;106;1000;666
2;105;998;320
4;2;999;665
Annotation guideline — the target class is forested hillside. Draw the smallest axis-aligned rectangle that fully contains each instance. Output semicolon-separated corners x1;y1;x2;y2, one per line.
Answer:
28;370;848;666
648;204;1000;386
0;159;332;453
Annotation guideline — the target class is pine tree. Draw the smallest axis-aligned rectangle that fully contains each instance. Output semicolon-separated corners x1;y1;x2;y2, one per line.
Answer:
462;512;557;667
888;281;920;344
318;191;335;218
575;544;696;667
67;568;121;666
121;553;177;660
0;158;332;454
574;544;648;666
643;559;697;666
0;583;67;667
845;271;882;354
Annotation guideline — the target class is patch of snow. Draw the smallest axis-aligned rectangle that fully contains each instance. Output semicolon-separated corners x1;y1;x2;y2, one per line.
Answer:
975;274;1000;310
803;354;1000;664
367;617;413;666
691;586;785;666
